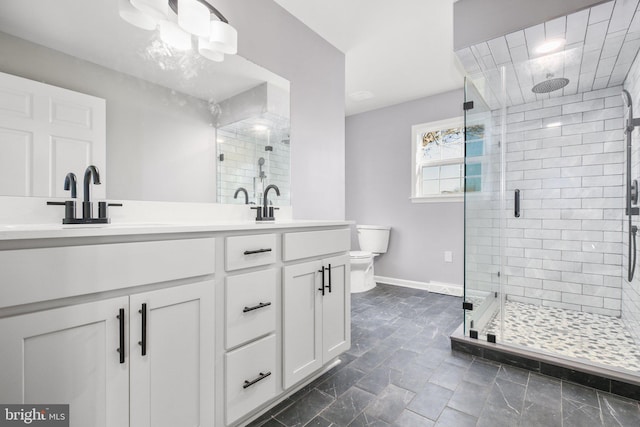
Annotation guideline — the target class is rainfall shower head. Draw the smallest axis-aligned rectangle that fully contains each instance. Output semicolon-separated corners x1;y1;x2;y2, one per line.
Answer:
531;77;570;94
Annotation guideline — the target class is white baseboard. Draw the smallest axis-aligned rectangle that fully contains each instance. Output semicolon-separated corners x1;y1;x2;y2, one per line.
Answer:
374;275;463;297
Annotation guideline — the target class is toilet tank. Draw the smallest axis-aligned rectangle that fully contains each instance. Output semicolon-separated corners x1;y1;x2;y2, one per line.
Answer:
356;225;391;254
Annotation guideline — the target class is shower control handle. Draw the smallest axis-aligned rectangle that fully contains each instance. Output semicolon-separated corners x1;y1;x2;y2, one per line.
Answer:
514;189;520;218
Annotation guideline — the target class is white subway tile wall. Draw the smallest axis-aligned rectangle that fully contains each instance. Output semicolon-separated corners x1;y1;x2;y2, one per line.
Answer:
217;130;290;206
466;84;627;321
503;86;624;317
622;50;640;344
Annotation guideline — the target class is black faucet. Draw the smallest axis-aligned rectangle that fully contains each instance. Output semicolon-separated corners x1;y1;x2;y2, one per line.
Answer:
82;165;101;219
262;184;280;220
234;187;249;204
64;173;77;199
63;172;78;220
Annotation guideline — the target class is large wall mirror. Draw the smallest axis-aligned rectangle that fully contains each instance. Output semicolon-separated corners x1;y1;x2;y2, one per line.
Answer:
0;0;290;204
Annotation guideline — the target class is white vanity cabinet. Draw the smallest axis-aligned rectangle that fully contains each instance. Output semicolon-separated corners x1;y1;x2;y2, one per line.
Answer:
282;230;351;389
129;281;214;427
223;234;279;425
0;236;216;427
0;297;130;427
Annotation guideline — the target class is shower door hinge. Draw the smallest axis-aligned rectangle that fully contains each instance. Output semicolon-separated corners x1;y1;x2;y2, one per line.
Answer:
487;333;496;343
463;101;474;110
463;302;473;311
470;330;478;339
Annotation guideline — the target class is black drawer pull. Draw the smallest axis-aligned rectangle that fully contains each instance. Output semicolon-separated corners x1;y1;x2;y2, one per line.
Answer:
243;371;272;389
138;303;147;356
243;248;272;255
318;266;325;296
327;264;332;293
243;302;272;313
117;308;125;364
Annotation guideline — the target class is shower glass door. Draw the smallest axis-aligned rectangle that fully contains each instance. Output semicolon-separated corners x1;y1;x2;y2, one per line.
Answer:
463;73;505;339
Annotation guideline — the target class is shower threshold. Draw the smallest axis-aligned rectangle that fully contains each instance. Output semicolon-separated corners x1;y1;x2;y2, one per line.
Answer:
451;323;640;401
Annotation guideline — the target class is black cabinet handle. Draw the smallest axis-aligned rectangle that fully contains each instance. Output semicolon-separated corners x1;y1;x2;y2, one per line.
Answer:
243;302;272;313
243;371;272;389
138;303;147;356
318;266;325;296
243;248;272;255
514;189;520;218
327;264;332;293
117;308;125;364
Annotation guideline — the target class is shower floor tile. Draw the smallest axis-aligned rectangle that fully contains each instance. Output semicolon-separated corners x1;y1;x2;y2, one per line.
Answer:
483;301;640;373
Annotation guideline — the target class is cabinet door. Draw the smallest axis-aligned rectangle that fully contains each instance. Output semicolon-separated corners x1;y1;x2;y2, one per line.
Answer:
0;297;129;427
322;254;351;361
282;260;323;389
129;281;214;427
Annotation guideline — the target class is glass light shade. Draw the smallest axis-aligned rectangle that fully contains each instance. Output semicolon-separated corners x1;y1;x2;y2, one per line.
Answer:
209;20;237;55
130;0;168;21
119;0;157;30
198;38;224;62
178;0;210;37
159;20;193;50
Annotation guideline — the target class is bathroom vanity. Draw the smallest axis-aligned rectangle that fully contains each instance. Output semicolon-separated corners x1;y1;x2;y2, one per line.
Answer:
0;220;351;427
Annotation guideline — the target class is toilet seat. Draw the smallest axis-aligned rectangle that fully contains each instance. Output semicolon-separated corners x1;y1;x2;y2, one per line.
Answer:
350;250;372;259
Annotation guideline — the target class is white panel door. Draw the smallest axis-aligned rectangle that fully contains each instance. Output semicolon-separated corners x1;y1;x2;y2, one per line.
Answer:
322;254;351;361
0;71;106;198
0;297;129;427
282;260;323;389
129;281;214;427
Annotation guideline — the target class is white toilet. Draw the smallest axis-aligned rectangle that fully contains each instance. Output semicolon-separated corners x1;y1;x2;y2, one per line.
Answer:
350;225;391;293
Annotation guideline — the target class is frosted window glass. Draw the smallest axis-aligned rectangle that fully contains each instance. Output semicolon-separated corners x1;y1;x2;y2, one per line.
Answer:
441;164;461;179
422;166;439;180
440;178;462;193
422;180;439;195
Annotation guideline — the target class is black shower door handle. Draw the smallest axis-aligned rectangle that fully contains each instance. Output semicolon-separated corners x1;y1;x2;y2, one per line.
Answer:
515;189;520;218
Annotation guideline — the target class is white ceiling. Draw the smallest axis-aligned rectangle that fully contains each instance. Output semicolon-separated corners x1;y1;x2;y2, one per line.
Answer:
457;0;640;109
273;0;465;116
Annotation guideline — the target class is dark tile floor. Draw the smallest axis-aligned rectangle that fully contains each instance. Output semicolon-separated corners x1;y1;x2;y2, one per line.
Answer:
248;284;640;427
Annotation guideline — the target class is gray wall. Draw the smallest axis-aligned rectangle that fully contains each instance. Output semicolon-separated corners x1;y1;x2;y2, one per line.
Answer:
346;90;464;286
454;0;608;50
219;0;346;220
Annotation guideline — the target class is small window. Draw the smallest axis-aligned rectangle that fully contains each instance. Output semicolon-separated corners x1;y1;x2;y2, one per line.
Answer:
411;117;465;202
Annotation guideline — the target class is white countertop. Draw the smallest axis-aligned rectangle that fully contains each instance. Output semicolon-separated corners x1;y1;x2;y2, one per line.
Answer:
0;220;353;241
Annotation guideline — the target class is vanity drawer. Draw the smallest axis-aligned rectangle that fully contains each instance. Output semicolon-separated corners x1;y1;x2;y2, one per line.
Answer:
226;334;277;425
225;269;277;349
226;234;277;271
283;228;350;261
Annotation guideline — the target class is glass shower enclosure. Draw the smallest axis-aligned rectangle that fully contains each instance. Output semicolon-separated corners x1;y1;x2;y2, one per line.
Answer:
460;0;640;377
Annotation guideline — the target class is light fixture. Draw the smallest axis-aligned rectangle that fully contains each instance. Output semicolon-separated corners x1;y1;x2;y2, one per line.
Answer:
209;20;238;54
121;0;237;62
349;90;375;101
546;122;562;128
535;38;566;54
119;0;158;30
178;0;210;37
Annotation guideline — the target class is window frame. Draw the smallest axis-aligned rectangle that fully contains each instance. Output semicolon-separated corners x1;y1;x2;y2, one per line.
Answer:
410;116;465;203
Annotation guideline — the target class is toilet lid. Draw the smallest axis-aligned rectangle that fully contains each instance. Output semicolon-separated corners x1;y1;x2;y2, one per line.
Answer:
350;251;372;259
